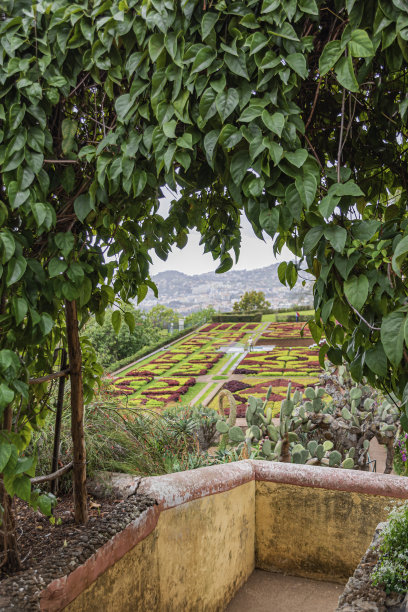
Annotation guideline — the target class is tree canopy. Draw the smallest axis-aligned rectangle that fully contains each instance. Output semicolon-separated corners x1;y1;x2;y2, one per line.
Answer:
84;307;161;367
2;0;408;534
233;290;271;312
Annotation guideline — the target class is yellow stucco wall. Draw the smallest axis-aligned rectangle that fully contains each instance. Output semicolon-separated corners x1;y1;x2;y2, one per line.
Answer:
255;481;397;583
66;481;255;612
67;530;160;612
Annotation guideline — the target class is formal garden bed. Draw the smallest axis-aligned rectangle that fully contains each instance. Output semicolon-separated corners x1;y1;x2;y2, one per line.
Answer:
234;348;321;376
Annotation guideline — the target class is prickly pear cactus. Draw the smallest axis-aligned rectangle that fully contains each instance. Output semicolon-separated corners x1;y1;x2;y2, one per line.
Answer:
216;365;399;472
215;389;237;450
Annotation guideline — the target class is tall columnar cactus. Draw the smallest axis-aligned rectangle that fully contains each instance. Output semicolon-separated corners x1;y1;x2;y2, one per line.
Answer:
215;371;399;471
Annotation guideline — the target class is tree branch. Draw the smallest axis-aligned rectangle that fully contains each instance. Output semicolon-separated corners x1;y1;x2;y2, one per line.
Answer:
31;462;73;485
29;369;70;385
337;88;346;183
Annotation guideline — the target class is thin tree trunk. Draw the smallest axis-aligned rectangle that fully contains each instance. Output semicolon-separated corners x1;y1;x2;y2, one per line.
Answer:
384;439;395;475
65;300;88;524
50;348;68;495
0;406;21;570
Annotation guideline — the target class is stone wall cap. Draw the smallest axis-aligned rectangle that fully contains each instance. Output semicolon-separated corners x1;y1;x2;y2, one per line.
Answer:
253;461;408;499
138;460;255;510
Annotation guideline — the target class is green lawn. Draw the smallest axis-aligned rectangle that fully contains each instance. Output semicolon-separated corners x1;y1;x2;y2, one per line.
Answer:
181;382;207;405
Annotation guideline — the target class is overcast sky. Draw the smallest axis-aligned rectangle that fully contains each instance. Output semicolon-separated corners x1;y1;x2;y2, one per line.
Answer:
149;194;291;276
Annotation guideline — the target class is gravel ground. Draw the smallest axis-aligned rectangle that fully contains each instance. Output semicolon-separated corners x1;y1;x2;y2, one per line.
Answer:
337;523;407;612
0;493;156;610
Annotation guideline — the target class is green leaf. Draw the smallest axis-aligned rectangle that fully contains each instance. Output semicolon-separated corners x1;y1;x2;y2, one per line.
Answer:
348;29;375;57
6;256;27;287
259;208;279;237
381;312;405;366
0;444;12;472
262;111;285;137
0;384;14;408
61;119;78;155
319;194;340;218
55;232;75;257
285;149;308;168
319;41;343;75
224;50;249;80
324;226;347;253
248;32;268;56
215;89;239;122
0;232;15;264
124;311;136;332
13;475;31;502
49;258;68;278
351;220;380;242
38;494;53;516
8;182;30;209
365;343;387;377
31;202;47;227
335;55;359;92
295;174;317;209
332;180;364;197
74;194;94;223
191;47;216;74
392;235;408;275
270;22;299;42
115;94;135;121
219;125;242;149
344;275;369;312
238;106;264;122
230;151;250;185
133;169;147;196
286;261;297;288
215;254;233;274
286;53;308;78
177;133;193;149
303;226;324;254
137;284;148;304
264;139;283;165
203;130;219;168
12;297;28;325
278;261;287;284
201;13;219;40
111;310;121;334
163;120;177;138
285;183;302;221
148;33;164;62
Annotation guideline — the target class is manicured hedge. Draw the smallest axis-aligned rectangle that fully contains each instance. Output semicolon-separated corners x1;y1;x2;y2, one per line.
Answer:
275;314;312;322
211;312;263;323
106;325;200;374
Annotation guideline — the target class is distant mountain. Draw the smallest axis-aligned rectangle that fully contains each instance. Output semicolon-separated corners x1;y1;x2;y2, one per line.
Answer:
139;264;313;315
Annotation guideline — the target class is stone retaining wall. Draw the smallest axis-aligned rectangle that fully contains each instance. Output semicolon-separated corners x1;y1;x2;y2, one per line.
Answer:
39;462;408;611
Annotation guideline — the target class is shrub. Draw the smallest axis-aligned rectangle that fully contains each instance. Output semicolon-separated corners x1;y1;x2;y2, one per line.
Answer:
394;433;408;476
211;312;263;323
372;503;408;593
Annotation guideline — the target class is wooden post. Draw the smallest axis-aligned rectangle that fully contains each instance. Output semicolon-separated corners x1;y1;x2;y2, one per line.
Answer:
65;300;88;524
50;348;68;496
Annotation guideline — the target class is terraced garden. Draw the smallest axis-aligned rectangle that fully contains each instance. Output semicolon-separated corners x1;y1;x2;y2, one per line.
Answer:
109;320;322;416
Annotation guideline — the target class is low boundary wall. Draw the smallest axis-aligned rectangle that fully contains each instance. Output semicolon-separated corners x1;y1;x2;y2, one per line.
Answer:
39;462;408;611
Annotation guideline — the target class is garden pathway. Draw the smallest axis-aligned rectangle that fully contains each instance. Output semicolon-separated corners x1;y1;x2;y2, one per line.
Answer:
190;324;268;407
227;569;343;611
